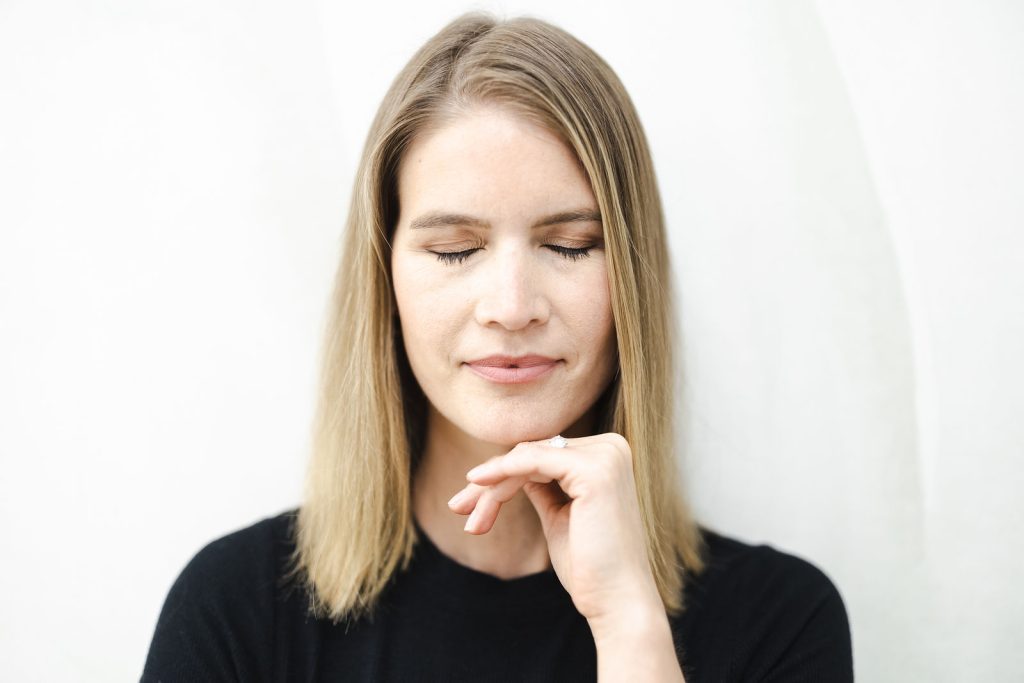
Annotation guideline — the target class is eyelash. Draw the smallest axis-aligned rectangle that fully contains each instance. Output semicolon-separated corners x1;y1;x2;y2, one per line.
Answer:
432;245;593;265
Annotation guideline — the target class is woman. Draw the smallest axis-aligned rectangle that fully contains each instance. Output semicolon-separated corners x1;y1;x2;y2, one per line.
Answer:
143;13;852;682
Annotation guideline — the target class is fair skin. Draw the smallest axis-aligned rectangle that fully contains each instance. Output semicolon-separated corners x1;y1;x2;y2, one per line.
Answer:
391;105;684;681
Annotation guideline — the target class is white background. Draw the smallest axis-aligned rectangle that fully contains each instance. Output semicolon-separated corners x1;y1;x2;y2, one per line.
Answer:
1;1;1022;680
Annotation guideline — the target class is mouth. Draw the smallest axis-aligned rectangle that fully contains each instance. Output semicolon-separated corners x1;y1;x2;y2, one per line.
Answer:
464;355;561;385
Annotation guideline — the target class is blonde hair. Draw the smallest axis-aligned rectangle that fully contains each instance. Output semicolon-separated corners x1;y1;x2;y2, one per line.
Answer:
287;11;706;624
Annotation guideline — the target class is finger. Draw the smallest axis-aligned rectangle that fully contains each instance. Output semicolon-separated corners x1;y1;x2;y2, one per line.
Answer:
464;490;499;534
486;473;533;504
522;480;570;522
466;446;575;488
447;483;486;515
463;475;528;534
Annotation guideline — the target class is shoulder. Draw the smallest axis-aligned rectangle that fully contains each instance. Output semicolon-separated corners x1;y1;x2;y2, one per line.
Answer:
696;526;845;608
142;509;299;682
676;526;853;681
178;508;296;588
162;508;298;614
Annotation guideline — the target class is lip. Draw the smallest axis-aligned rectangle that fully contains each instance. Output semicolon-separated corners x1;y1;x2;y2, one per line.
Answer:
464;355;561;385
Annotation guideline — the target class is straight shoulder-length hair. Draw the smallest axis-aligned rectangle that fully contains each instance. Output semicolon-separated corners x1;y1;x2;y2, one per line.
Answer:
286;11;706;624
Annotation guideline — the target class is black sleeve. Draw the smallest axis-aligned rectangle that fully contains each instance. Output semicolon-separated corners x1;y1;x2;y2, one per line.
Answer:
141;521;277;683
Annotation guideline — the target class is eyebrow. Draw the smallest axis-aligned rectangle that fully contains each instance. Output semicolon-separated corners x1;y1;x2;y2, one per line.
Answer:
408;208;602;231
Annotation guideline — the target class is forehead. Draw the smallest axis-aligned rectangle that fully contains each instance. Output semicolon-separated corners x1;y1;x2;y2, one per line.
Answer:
396;107;596;222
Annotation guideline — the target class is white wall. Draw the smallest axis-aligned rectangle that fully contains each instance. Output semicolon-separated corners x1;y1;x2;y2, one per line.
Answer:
1;1;1020;680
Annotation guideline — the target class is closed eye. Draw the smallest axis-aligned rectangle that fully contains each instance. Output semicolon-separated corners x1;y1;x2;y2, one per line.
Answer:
545;245;592;261
430;245;593;265
432;248;481;265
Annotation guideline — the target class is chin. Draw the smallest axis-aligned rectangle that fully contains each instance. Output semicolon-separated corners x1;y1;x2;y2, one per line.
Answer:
460;410;571;447
466;425;559;448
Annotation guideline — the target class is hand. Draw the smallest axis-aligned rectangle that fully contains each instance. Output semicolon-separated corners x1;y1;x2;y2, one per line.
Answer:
447;432;663;624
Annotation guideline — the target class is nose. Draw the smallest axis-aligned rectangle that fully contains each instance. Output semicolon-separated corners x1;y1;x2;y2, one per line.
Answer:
473;244;550;331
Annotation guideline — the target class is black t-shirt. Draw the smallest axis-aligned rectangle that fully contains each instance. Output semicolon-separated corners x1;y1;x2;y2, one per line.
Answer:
142;509;853;681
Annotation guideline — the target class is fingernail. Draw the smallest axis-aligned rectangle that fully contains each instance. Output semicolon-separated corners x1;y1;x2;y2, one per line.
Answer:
464;507;479;532
448;489;468;507
466;464;487;480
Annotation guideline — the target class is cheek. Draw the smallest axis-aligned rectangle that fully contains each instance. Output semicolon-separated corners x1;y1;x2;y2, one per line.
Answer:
587;280;618;383
393;259;457;367
393;252;433;324
393;257;427;357
395;294;434;361
560;267;616;354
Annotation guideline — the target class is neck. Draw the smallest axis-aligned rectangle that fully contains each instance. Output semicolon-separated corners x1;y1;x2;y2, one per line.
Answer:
412;405;553;579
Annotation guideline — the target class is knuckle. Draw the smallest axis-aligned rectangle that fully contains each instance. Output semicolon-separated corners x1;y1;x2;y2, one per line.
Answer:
507;452;533;471
592;452;626;484
603;434;632;465
511;441;538;461
606;432;629;449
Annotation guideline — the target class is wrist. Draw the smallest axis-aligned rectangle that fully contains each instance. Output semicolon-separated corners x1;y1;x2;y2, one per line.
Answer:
587;594;671;647
588;602;683;682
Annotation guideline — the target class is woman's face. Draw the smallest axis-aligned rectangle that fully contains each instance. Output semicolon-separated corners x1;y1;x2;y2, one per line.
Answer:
391;106;617;447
